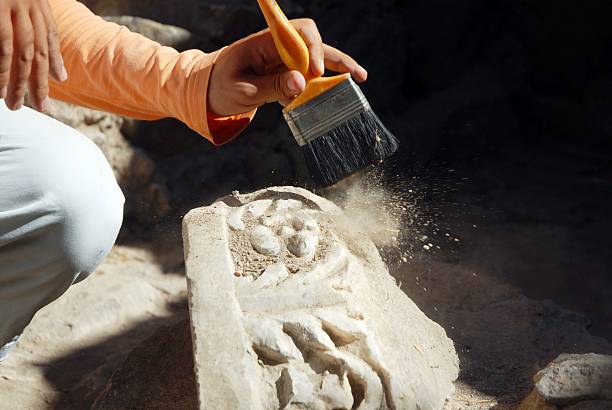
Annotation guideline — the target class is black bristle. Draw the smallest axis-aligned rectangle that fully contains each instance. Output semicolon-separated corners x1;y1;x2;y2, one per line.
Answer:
301;109;399;187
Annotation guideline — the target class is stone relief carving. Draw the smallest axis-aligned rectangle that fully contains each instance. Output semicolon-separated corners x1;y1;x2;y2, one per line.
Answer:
183;187;458;410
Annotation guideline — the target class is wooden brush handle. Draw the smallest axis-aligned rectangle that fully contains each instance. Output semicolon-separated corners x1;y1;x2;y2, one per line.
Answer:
256;0;311;77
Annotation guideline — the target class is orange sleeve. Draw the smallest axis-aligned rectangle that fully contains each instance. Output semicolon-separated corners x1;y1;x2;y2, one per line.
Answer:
48;0;255;145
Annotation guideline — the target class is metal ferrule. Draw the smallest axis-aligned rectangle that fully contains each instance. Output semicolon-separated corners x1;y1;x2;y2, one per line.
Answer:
283;78;371;146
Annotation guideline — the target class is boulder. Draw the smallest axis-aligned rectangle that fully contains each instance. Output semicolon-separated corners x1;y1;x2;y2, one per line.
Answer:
182;186;459;409
520;353;612;409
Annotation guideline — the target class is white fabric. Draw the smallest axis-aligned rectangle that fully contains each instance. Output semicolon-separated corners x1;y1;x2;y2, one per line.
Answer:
0;101;124;350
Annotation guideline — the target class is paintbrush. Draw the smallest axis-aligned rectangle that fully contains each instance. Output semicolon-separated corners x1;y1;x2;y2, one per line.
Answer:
257;0;399;187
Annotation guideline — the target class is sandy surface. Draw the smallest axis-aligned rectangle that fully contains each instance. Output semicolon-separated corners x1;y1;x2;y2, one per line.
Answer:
0;243;187;409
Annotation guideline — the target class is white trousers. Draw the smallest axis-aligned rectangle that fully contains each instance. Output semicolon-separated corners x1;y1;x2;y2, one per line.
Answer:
0;101;125;351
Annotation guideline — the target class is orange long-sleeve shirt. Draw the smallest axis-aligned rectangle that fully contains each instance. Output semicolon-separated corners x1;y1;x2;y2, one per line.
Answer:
49;0;255;145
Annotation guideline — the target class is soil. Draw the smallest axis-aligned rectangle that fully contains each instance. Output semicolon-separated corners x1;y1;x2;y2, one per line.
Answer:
229;203;335;277
1;146;610;409
92;318;197;410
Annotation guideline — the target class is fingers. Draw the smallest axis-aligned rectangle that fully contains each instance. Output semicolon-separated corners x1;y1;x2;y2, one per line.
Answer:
29;9;50;111
293;19;324;78
249;19;325;77
245;70;305;107
243;32;284;76
209;18;368;116
0;1;65;111
249;19;365;84
0;12;13;99
40;0;66;83
6;8;34;110
323;44;368;83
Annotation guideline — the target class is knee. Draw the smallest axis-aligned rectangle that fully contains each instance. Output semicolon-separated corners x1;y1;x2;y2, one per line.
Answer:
36;132;125;276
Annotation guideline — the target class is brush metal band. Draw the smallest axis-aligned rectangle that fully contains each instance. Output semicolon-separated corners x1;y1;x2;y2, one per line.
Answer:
283;78;371;146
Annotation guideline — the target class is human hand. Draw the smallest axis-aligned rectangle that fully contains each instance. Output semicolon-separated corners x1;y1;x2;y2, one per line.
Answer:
0;0;67;111
207;18;368;117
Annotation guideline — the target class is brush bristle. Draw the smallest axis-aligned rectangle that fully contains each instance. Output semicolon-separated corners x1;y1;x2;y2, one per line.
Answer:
301;109;399;187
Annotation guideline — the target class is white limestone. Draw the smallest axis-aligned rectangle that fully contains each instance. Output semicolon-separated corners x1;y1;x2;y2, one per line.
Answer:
287;230;319;258
183;187;459;410
227;207;246;231
278;225;296;241
292;212;319;232
273;198;304;212
247;199;274;218
250;225;281;256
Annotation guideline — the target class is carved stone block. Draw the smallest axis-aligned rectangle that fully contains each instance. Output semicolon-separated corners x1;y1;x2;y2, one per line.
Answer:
183;187;458;410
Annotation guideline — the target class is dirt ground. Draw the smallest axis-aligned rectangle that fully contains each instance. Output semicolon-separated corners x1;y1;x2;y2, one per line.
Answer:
388;141;612;407
1;141;611;409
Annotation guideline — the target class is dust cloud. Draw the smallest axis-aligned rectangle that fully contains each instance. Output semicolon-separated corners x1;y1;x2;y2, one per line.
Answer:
321;163;465;273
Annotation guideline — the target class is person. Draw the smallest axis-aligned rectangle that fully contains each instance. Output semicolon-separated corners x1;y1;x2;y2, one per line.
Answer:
0;0;367;361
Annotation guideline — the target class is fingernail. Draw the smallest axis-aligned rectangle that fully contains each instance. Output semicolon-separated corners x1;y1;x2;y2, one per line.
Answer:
0;86;6;99
287;75;305;95
8;99;21;111
319;60;325;75
287;81;298;94
16;97;23;110
60;65;68;82
41;97;50;112
357;66;368;81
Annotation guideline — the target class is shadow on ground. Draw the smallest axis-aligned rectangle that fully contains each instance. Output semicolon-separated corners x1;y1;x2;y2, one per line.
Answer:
44;299;196;410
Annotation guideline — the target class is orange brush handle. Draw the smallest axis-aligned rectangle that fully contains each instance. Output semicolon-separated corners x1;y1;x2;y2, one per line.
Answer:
256;0;310;76
256;0;350;112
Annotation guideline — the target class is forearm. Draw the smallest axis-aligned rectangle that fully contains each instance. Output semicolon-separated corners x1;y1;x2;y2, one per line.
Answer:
48;0;253;144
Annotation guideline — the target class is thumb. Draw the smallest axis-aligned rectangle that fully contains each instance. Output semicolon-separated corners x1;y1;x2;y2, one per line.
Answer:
247;70;306;105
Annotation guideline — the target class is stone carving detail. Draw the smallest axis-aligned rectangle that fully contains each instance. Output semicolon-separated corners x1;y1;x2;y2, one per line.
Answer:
183;187;459;410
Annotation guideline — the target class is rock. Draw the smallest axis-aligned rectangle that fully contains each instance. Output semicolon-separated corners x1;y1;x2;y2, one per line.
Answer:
520;353;612;408
250;225;281;256
227;207;246;231
246;200;273;218
101;16;192;48
260;213;289;227
183;186;459;410
287;230;319;258
277;225;296;241
292;212;319;232
273;199;304;212
319;372;353;409
243;317;303;364
250;262;289;290
279;311;337;351
277;367;322;410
